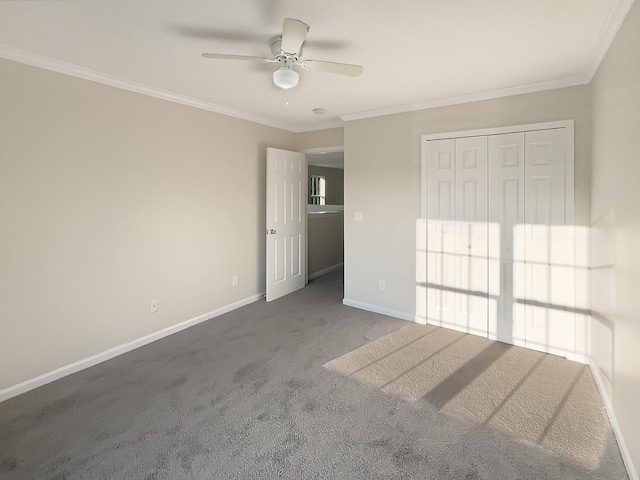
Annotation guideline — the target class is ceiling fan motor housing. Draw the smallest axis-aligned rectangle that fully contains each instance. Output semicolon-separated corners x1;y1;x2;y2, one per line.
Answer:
271;37;302;60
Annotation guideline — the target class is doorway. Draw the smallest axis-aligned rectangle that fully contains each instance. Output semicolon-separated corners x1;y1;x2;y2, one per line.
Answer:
304;148;344;283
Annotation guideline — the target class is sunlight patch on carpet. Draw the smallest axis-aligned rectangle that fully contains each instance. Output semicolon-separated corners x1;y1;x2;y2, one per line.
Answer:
323;324;611;471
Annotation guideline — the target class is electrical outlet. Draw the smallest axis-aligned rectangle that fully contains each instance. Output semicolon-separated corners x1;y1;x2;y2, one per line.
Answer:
150;300;158;313
354;211;364;222
378;280;386;291
232;276;239;287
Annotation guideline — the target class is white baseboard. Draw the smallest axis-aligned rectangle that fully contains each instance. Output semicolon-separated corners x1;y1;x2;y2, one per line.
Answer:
308;263;344;280
589;360;638;480
342;298;416;323
0;293;264;404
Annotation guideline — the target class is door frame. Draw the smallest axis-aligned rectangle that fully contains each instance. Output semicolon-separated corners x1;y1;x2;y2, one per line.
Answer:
420;119;578;358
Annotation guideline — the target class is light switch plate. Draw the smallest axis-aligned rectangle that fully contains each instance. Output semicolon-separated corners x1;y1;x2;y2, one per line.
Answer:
354;212;364;222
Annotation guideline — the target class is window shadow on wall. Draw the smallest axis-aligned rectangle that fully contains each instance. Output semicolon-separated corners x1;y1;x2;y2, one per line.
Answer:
415;219;592;360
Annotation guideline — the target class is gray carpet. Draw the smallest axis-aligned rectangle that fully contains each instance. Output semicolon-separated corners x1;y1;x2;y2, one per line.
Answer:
0;270;629;479
324;323;618;472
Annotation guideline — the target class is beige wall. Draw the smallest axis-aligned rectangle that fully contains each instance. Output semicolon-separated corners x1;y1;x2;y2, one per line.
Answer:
308;165;344;205
591;1;640;475
344;112;415;315
308;213;344;276
344;84;591;317
0;58;295;390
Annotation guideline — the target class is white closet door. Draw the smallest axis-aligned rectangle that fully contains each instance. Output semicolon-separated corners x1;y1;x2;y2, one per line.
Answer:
426;139;456;327
426;137;488;336
488;133;526;346
454;136;488;336
522;129;573;356
424;123;574;358
488;128;571;354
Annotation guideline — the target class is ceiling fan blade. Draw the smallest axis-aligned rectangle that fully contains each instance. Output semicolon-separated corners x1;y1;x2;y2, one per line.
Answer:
298;60;364;77
281;18;309;54
201;53;274;62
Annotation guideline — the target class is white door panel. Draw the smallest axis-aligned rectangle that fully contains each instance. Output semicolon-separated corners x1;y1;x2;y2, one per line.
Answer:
426;139;456;325
523;129;573;356
454;137;488;335
266;148;306;302
426;137;488;336
488;133;525;344
487;129;572;354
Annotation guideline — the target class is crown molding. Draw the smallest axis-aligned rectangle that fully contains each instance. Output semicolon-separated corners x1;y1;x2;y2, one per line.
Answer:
339;102;416;123
292;119;344;133
340;74;590;122
2;0;633;131
584;0;635;80
0;44;304;132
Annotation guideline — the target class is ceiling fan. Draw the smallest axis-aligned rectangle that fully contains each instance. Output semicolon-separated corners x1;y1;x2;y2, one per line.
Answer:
201;18;364;90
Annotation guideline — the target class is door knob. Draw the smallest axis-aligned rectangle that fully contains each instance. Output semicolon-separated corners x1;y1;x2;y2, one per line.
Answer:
270;229;277;234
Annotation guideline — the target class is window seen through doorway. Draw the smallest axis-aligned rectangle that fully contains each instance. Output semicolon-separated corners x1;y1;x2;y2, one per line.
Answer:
310;175;326;205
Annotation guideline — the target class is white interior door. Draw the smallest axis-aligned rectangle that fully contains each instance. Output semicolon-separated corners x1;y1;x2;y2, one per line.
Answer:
266;148;306;302
426;139;456;327
454;136;489;336
488;128;571;354
426;137;488;335
488;132;526;346
522;128;572;356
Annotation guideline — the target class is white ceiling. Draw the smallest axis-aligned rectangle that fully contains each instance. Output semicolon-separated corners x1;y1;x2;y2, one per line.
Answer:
0;0;633;132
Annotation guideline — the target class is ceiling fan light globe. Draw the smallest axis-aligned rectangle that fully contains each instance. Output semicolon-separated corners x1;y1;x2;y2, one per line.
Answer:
273;67;299;89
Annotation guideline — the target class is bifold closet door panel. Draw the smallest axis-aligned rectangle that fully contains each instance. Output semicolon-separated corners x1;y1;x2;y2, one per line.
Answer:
488;132;526;346
454;136;489;336
426;139;456;327
523;129;574;357
426;137;489;336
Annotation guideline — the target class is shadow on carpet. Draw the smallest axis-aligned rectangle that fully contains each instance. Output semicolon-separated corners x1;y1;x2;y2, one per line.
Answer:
324;323;618;473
